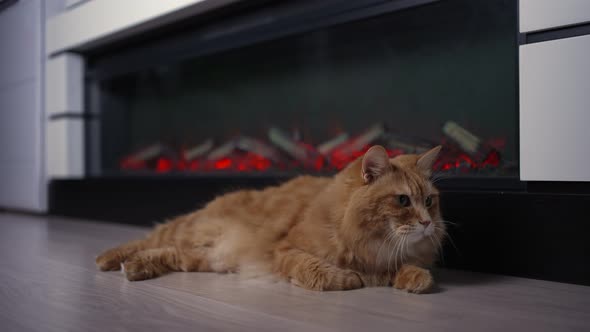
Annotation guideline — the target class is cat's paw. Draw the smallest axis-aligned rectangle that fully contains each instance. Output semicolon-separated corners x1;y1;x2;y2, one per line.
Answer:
295;269;363;291
122;259;156;281
339;270;364;291
96;249;123;271
392;265;433;294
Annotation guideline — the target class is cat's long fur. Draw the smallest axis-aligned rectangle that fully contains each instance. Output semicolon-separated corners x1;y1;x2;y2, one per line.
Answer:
96;145;446;292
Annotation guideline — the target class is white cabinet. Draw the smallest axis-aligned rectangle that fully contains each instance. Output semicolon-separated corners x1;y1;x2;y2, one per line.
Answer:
0;0;39;88
520;0;590;33
0;0;45;211
520;34;590;181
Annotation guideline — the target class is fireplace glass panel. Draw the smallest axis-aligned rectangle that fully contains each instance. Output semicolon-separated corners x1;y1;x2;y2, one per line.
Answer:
90;0;517;178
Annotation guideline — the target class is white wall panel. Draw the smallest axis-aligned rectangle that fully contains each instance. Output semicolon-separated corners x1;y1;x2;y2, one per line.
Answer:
0;0;45;210
0;164;43;210
0;0;39;89
0;83;39;163
520;34;590;181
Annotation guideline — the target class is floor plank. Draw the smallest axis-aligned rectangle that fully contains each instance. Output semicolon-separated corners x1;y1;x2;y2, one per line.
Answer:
0;212;589;332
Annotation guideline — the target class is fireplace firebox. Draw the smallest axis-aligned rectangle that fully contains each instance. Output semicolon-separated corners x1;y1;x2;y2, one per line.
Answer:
86;0;517;180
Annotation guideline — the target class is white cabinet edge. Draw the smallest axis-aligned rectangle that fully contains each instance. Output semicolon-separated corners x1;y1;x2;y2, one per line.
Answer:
46;0;241;55
519;0;590;33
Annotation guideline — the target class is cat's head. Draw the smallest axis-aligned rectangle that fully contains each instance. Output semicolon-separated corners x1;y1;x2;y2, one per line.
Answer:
339;145;446;271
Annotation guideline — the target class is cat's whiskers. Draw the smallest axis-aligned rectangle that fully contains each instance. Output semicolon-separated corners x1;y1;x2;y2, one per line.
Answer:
375;230;395;273
402;234;409;264
442;219;458;227
427;235;438;256
446;233;460;255
385;233;397;273
430;172;452;185
388;235;399;276
397;235;405;270
391;231;409;273
390;231;405;275
430;230;445;265
434;224;459;255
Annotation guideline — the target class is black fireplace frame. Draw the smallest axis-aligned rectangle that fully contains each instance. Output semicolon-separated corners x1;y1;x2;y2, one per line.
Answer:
84;0;521;184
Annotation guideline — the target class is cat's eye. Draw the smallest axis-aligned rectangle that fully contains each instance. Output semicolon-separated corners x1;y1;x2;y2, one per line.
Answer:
425;196;433;208
398;195;411;207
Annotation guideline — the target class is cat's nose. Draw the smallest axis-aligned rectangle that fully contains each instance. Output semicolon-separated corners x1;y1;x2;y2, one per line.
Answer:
419;220;431;228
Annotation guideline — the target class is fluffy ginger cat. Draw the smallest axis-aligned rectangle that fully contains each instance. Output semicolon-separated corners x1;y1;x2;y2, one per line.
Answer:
96;145;446;293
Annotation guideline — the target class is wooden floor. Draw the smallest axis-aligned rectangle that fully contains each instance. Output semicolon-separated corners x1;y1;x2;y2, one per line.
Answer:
1;213;589;332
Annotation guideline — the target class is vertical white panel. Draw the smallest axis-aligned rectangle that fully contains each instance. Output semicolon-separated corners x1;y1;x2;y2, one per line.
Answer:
45;52;85;179
0;0;45;211
0;83;45;210
46;53;84;116
520;35;590;181
0;0;39;88
0;83;39;162
46;120;84;178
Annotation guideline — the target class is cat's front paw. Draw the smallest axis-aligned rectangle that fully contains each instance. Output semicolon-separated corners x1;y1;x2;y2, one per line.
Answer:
122;258;156;281
392;265;433;294
336;270;364;291
293;269;363;291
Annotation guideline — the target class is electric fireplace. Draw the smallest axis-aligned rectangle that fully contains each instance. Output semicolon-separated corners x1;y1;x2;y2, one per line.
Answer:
48;0;590;286
85;0;517;181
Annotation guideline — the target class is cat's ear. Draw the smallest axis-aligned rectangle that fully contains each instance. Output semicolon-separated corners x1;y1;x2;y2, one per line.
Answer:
361;145;391;183
416;145;442;177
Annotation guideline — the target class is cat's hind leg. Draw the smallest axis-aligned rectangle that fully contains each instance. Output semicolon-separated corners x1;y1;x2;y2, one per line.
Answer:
122;247;212;281
96;240;147;271
273;246;363;291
